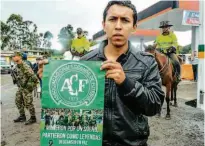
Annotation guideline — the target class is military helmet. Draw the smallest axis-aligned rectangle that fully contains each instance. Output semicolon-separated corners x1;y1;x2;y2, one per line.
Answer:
159;21;173;28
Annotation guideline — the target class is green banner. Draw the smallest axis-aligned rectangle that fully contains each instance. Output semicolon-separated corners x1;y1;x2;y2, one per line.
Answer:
40;60;105;146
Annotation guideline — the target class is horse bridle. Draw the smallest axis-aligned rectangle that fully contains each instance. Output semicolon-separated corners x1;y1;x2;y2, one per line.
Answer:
154;51;170;76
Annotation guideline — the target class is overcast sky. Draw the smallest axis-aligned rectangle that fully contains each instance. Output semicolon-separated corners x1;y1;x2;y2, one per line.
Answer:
1;0;191;49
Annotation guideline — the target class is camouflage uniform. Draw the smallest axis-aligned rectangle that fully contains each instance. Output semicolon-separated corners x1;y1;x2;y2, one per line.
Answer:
15;61;38;118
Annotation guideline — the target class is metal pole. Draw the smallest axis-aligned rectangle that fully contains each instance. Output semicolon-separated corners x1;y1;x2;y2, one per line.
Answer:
140;38;144;51
197;0;205;109
191;26;199;53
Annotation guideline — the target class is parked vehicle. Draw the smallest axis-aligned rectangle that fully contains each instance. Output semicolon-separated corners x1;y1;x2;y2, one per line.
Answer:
0;61;11;74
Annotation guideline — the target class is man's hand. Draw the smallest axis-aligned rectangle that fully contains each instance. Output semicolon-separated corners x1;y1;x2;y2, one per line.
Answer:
101;60;126;85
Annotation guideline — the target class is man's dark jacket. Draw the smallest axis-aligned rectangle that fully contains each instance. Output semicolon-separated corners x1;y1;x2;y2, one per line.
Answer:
81;40;165;146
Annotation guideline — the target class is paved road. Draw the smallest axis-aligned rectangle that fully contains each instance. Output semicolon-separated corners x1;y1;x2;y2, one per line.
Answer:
0;74;197;105
1;74;41;146
1;74;18;105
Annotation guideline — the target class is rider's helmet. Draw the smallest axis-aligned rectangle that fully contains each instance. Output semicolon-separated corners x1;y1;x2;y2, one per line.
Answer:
159;21;173;28
76;28;83;35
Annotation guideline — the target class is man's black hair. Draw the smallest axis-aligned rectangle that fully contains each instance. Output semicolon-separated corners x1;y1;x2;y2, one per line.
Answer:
103;0;138;26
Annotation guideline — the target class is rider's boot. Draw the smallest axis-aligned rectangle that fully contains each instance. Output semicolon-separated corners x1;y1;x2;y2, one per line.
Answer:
14;115;26;122
176;66;181;82
176;73;181;82
169;52;181;82
174;59;181;82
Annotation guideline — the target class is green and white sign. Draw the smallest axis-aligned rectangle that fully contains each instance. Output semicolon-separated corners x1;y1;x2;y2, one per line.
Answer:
40;60;105;146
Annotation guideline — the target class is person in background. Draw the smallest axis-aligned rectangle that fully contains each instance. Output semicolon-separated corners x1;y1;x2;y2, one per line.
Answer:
32;57;41;75
191;50;198;82
154;21;181;82
22;53;32;68
12;51;38;125
70;28;90;60
44;111;51;130
37;56;49;88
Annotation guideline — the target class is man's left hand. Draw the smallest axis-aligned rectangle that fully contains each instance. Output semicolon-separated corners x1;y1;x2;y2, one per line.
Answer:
101;60;125;85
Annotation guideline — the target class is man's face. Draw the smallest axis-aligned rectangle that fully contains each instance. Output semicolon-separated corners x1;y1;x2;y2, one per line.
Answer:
103;5;136;48
77;33;83;38
77;29;83;38
38;59;44;65
12;56;22;65
36;59;40;64
162;26;170;33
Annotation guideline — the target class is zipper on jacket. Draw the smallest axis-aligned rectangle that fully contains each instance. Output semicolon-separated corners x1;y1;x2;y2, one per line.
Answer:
110;79;114;138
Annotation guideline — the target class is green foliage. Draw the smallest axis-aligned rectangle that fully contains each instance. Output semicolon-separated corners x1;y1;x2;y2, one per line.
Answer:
58;24;75;52
1;14;41;50
43;31;53;49
180;44;191;54
1;14;91;52
1;14;53;51
1;21;11;49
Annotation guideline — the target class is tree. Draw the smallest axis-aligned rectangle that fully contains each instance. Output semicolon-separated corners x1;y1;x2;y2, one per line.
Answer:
1;21;11;50
58;24;75;51
43;31;53;49
1;14;41;50
30;24;41;49
6;14;24;49
180;44;191;54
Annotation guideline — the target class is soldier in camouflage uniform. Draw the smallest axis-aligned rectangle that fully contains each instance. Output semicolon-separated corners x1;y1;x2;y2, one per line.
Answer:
11;51;39;125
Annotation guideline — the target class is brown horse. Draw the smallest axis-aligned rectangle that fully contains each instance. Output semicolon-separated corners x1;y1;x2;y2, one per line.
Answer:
144;45;182;120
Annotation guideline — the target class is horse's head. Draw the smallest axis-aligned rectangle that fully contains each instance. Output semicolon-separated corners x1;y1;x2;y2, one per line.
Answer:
144;44;156;55
144;44;167;73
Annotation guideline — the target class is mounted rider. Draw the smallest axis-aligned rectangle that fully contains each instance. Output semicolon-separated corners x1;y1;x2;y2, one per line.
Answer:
70;28;90;60
154;21;181;82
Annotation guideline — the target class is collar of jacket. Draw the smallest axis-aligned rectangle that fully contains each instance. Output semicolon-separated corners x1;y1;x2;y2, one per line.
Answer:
97;40;132;63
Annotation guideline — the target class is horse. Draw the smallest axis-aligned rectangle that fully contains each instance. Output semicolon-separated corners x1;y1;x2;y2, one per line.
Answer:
144;45;182;120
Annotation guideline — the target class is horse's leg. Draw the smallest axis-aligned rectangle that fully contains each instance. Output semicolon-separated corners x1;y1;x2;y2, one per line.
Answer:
170;83;174;105
165;83;171;120
174;83;178;107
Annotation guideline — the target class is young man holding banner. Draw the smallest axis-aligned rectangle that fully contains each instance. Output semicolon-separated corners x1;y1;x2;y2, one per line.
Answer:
81;1;164;146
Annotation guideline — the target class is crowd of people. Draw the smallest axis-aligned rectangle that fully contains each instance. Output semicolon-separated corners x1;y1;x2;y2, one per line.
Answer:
41;108;103;131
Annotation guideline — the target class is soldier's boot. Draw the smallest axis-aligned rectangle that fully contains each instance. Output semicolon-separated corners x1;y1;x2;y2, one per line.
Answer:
25;116;36;125
14;115;26;122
